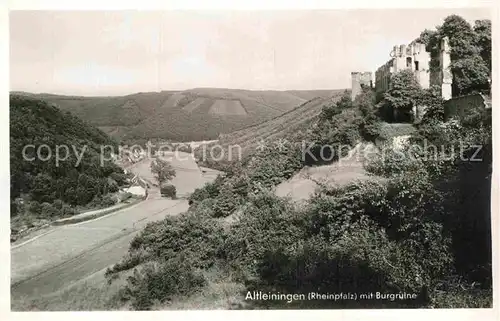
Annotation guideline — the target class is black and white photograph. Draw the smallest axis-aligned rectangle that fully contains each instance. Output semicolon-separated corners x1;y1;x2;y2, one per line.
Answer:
4;2;497;317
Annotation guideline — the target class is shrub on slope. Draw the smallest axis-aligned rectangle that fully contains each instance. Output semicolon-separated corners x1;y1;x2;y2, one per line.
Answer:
105;210;226;309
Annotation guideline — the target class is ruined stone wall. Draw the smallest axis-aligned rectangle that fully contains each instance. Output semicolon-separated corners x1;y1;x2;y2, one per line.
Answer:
351;72;373;101
444;93;487;121
375;41;430;100
430;37;452;100
375;60;393;98
375;38;451;101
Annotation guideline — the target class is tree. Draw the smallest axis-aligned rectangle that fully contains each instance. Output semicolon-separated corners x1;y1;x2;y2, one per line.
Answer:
150;158;176;186
439;15;479;59
473;19;492;74
416;87;446;123
450;56;490;95
379;70;421;122
419;15;491;96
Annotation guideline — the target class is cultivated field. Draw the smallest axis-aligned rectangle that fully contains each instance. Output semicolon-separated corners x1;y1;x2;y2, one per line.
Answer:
182;97;209;113
208;99;247;116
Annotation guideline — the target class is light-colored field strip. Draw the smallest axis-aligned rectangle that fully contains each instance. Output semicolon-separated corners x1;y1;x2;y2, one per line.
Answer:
208;99;247;116
160;93;185;108
181;97;207;113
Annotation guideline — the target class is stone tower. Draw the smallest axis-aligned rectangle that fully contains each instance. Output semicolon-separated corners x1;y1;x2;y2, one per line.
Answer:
351;72;373;101
439;37;452;100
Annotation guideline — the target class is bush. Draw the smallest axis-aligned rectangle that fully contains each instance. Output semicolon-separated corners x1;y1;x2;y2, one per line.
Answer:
188;176;223;204
190;198;217;217
212;183;242;218
107;211;226;277
364;145;424;177
60;203;76;217
109;172;128;186
246;143;303;187
28;200;42;215
39;202;61;218
160;184;176;199
117;258;206;310
223;192;307;276
107;179;119;193
304;108;363;166
231;178;456;308
100;194;116;207
52;199;64;210
12;198;27;216
248;228;427;308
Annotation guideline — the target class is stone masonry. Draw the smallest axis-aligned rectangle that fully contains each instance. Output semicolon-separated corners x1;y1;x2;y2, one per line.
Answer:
351;72;373;101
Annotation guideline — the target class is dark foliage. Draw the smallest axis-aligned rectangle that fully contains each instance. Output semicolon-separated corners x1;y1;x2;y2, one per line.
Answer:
150;158;176;186
160;184;176;199
10;96;125;219
116;257;207;310
419;15;491;96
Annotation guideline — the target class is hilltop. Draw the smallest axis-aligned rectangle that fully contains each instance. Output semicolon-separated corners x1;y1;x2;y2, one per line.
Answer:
12;88;340;142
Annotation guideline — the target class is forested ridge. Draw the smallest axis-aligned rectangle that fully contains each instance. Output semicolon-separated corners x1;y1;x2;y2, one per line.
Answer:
10;95;129;233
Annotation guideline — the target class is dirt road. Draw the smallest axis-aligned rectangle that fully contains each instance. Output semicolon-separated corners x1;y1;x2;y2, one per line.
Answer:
11;194;189;298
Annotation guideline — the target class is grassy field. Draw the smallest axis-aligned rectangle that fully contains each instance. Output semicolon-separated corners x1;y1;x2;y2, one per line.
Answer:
11;268;127;311
12;89;341;142
11;198;186;284
274;143;378;202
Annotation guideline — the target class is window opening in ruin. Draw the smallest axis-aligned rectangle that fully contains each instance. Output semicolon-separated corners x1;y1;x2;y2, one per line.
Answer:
414;61;419;71
406;57;412;68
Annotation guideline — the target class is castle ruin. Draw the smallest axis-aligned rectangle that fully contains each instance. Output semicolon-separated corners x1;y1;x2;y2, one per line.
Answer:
351;36;453;121
374;37;451;100
351;34;490;123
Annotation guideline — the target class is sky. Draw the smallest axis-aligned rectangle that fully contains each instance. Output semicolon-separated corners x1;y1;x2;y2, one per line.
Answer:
10;9;492;96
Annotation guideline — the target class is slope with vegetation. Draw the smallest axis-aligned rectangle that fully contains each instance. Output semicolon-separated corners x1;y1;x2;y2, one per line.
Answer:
10;95;130;239
104;77;491;309
21;14;491;311
13;89;339;142
194;90;345;169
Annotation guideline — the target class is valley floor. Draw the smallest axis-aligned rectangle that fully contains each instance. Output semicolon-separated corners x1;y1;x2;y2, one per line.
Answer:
11;154;220;311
